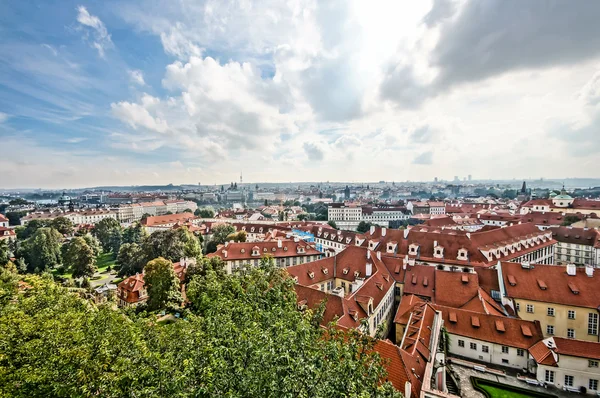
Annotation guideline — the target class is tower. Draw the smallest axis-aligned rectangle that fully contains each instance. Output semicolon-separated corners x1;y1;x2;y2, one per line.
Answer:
240;171;243;185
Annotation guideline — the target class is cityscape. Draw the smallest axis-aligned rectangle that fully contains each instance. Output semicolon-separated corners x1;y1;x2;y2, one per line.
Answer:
2;1;600;398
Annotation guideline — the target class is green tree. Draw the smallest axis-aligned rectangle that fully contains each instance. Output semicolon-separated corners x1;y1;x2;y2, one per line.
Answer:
195;208;215;218
93;218;121;252
21;227;63;272
297;213;309;221
211;224;236;245
0;239;10;267
562;214;582;226
356;221;373;233
122;222;148;245
116;243;145;277
108;228;123;254
5;211;28;226
63;237;97;279
17;219;50;240
82;234;102;257
225;230;247;243
327;220;338;229
144;257;182;311
142;227;202;264
50;216;74;236
184;256;226;284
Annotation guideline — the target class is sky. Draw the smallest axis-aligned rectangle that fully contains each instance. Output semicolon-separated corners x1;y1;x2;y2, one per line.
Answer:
1;0;600;189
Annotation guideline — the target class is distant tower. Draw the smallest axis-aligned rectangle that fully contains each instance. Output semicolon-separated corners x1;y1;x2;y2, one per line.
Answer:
240;171;243;185
344;185;350;200
468;174;472;181
521;181;527;194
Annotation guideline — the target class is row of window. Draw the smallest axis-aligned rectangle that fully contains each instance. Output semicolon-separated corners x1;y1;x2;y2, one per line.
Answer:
457;340;524;356
519;305;599;335
544;371;598;390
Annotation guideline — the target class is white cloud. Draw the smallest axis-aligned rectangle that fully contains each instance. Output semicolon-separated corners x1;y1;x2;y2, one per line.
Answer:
0;112;9;123
111;97;169;133
128;69;146;86
76;6;113;57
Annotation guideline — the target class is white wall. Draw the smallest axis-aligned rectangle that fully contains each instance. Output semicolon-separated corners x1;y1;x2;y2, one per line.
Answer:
448;334;530;370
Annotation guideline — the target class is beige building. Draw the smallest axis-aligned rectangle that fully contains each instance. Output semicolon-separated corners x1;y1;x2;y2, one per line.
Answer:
499;262;600;342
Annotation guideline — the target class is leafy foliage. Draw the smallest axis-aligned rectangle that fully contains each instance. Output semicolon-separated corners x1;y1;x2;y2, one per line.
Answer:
141;227;202;264
93;218;122;252
0;264;401;397
20;227;63;272
63;237;97;279
210;224;236;245
50;216;74;236
356;221;373;233
327;220;338;229
122;222;148;245
225;230;247;243
194;208;215;218
116;242;145;277
144;257;182;311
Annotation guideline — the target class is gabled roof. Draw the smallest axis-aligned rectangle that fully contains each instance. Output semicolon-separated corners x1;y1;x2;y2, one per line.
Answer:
435;305;543;349
548;226;600;247
501;262;600;309
141;212;196;227
207;239;321;261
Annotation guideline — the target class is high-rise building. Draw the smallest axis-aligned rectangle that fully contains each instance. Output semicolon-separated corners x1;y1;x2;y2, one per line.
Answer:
468;174;472;181
434;177;438;183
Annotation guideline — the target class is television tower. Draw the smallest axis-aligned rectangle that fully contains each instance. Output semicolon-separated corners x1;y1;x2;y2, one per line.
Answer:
240;171;243;185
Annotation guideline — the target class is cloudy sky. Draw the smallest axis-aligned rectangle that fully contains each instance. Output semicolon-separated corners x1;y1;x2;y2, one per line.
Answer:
1;0;599;189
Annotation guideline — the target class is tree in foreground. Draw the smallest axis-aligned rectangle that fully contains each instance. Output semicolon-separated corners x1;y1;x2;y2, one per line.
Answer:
144;257;182;311
116;242;145;277
0;263;401;397
50;216;74;236
63;237;97;279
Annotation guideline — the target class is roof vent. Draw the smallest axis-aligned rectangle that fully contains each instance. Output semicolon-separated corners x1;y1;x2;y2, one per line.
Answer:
537;279;547;290
568;282;579;295
471;316;480;328
521;324;532;337
586;265;594;277
495;320;505;332
461;274;469;284
449;312;457;323
566;263;576;276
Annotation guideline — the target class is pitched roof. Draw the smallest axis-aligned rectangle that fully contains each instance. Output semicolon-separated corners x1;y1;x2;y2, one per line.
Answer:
435;305;543;349
207;239;321;261
553;336;600;360
501;262;600;309
141;212;196;227
548;226;600;247
529;340;558;367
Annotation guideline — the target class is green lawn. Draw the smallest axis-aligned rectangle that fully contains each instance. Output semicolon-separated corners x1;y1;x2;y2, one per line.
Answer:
52;252;116;280
471;377;556;398
95;252;116;274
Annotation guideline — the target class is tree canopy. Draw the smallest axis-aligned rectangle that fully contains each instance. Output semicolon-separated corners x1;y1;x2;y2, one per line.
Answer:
93;218;122;252
144;257;182;311
50;217;74;236
20;227;63;272
63;237;97;279
0;264;400;397
142;227;202;264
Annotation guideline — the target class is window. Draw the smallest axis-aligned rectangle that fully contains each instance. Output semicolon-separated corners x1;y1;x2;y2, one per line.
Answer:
470;342;477;350
526;304;534;313
515;303;520;312
482;345;489;353
547;325;554;335
502;359;509;364
590;360;599;368
547;307;555;316
517;348;525;357
458;340;465;348
568;310;576;320
567;329;575;339
545;370;555;383
589;313;598;335
502;346;509;354
564;375;574;387
590;379;598;391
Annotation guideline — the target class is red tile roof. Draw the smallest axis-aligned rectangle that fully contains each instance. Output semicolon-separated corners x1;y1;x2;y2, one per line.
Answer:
207;239;321;261
548;226;600;247
501;262;600;309
435;305;544;349
141;212;196;227
553;337;600;360
529;340;557;366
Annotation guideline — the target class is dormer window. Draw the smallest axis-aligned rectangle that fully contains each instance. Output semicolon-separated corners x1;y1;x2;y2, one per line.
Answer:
251;227;255;232
354;271;360;277
252;246;260;256
240;248;245;253
308;271;314;279
434;246;444;259
293;276;298;283
322;268;328;275
272;247;276;252
409;244;419;254
263;247;268;252
283;247;288;251
343;268;350;275
457;248;468;260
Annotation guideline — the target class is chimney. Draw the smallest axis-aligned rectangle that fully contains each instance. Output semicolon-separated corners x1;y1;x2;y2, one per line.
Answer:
366;262;373;277
466;232;471;239
403;229;409;239
382;227;387;236
586;265;594;277
180;257;185;266
369;225;376;235
223;250;228;258
433;240;438;247
376;251;381;260
224;241;229;247
367;250;371;259
566;263;576;276
277;239;282;248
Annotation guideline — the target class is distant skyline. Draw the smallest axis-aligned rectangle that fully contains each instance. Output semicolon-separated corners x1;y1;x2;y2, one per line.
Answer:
1;1;600;189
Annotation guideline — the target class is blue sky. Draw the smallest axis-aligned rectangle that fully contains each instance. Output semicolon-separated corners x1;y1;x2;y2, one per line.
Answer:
1;1;600;188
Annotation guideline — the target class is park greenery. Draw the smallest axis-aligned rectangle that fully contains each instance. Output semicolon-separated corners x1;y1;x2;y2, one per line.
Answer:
0;257;401;397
